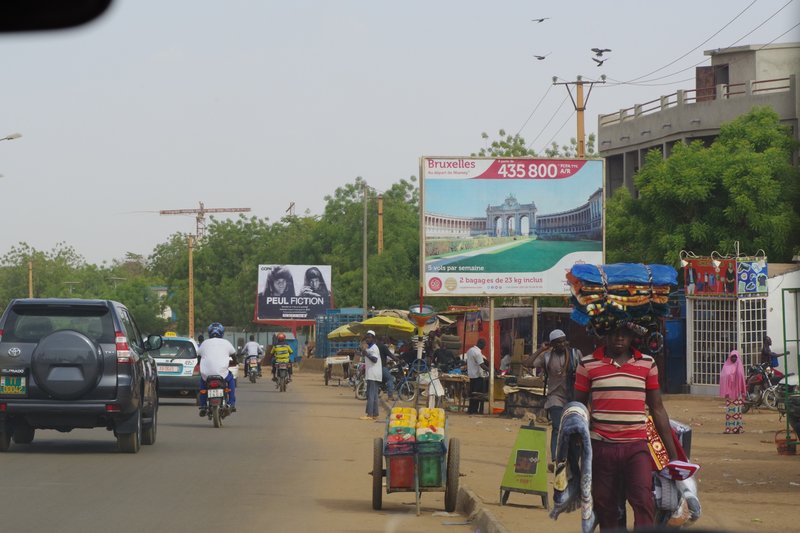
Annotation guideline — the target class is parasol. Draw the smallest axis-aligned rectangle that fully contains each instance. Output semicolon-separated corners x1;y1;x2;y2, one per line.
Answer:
352;316;416;338
326;323;361;341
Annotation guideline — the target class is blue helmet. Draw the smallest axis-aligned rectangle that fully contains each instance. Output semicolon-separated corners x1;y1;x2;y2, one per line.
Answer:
207;322;225;339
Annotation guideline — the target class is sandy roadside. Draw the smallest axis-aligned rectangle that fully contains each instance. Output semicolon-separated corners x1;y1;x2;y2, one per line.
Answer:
301;360;799;532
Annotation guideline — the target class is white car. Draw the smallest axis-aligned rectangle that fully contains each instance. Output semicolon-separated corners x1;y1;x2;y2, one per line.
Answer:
153;335;200;399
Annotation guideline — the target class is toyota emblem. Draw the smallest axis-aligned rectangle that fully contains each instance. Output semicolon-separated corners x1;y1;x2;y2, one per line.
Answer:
8;347;21;358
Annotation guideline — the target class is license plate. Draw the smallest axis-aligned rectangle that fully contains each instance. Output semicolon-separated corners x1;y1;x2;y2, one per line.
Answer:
207;388;224;398
278;363;288;369
158;365;180;373
1;375;27;395
248;361;258;368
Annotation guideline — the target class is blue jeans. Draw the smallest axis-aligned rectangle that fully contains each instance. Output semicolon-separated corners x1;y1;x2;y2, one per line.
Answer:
366;380;380;417
548;405;564;461
382;366;395;399
199;373;236;408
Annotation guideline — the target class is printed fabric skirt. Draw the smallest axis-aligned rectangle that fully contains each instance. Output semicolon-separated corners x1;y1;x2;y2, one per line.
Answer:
725;398;744;434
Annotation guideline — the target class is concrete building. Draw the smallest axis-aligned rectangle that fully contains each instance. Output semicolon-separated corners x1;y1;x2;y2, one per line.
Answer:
598;43;799;197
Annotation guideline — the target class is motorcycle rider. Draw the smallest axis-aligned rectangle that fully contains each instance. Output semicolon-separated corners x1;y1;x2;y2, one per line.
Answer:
760;336;788;369
198;322;238;416
271;333;294;382
240;334;264;377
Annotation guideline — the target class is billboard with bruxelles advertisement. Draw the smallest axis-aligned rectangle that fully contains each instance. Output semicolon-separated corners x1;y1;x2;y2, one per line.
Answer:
420;157;604;297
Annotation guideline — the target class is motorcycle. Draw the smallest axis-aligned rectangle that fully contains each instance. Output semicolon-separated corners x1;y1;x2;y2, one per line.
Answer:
246;356;260;383
355;361;415;402
202;374;232;428
743;363;796;413
275;362;290;392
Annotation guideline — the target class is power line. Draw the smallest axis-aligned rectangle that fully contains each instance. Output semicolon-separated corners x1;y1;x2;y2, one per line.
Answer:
515;83;553;136
605;0;795;87
541;110;576;153
527;95;569;149
620;0;759;85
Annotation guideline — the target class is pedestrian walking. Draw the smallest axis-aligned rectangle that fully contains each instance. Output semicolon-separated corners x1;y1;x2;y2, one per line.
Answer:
466;339;489;414
523;329;582;471
360;330;382;420
720;349;747;434
574;321;678;530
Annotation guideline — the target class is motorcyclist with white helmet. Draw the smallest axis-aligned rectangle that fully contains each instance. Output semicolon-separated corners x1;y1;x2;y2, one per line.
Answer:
198;322;238;416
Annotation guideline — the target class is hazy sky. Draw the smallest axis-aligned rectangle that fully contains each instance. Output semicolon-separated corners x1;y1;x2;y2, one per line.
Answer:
1;0;797;264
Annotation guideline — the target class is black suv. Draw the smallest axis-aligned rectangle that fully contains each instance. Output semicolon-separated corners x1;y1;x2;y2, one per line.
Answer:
0;299;162;453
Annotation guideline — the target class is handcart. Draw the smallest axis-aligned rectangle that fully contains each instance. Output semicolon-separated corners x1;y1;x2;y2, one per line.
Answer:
371;417;460;516
323;354;353;386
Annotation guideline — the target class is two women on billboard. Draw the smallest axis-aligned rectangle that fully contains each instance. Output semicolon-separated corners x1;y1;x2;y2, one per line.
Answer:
256;265;331;320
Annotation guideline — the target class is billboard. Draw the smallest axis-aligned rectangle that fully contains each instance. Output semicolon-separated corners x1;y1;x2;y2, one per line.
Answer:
420;157;604;297
255;265;332;320
684;257;768;296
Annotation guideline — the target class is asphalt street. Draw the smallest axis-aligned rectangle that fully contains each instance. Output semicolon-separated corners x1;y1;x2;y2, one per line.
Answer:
0;371;472;533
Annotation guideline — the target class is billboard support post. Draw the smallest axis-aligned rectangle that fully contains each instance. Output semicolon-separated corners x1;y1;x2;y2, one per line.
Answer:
489;298;495;414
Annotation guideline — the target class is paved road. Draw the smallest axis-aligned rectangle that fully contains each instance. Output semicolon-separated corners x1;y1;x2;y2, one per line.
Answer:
0;372;471;533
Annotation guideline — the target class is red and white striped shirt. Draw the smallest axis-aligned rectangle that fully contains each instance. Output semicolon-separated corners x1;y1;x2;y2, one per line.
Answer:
574;346;660;442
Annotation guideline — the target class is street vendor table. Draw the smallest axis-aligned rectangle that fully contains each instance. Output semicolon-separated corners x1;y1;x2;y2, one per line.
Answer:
438;374;470;412
324;354;353;386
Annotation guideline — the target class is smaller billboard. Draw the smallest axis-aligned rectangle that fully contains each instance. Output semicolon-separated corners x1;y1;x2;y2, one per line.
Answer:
256;265;332;321
683;258;768;296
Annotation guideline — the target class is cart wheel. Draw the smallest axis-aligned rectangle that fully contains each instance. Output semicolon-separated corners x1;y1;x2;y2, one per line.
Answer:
372;437;383;510
444;437;460;512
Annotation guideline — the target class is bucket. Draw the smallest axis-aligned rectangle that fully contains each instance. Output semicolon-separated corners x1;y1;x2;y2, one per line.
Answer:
774;430;797;456
418;455;442;486
388;456;415;488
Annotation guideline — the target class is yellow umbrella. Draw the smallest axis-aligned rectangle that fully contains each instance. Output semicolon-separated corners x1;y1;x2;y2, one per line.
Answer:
327;323;361;341
353;316;415;338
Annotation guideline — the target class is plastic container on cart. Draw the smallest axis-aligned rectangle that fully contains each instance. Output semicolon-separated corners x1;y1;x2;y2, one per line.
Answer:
417;441;446;487
388;456;415;488
418;455;441;486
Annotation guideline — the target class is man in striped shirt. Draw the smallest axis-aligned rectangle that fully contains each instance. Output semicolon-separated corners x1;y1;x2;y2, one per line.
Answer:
574;323;677;530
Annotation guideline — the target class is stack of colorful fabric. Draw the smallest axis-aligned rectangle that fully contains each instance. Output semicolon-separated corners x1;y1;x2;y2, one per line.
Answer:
387;407;417;444
416;407;445;442
567;263;677;334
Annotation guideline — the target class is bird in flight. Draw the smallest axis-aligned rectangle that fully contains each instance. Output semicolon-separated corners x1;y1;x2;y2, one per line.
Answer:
591;48;612;56
531;17;550;23
533;52;551;60
592;57;608;67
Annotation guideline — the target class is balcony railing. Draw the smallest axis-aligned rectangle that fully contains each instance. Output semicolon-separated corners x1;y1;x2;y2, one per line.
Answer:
599;76;793;127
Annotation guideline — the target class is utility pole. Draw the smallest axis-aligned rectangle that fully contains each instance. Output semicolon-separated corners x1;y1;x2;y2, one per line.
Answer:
28;260;33;298
377;194;384;255
188;234;195;339
362;182;368;320
160;201;251;239
552;75;605;157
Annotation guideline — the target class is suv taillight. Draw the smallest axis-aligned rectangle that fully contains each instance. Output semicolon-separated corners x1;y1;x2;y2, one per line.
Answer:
0;329;3;342
116;331;133;364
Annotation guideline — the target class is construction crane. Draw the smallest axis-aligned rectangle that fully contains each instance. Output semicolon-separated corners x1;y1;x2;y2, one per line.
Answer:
159;201;251;239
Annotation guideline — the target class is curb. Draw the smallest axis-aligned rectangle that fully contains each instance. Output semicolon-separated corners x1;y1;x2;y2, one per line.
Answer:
457;485;510;533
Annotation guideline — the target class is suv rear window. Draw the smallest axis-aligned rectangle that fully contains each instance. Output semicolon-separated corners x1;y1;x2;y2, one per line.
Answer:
159;339;197;358
2;305;115;344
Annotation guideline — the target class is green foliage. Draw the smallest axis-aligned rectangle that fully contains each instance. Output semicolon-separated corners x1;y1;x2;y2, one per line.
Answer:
607;107;800;264
473;130;597;158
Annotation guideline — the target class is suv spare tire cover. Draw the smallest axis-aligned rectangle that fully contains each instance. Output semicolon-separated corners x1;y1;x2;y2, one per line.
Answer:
31;330;104;400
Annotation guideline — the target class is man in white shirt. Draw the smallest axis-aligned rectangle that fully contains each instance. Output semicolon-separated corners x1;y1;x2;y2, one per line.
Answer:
466;339;489;414
360;330;382;420
240;334;264;376
198;322;238;416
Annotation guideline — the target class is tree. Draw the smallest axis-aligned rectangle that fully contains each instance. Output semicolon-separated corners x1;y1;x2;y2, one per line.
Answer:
472;130;597;158
606;107;800;264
